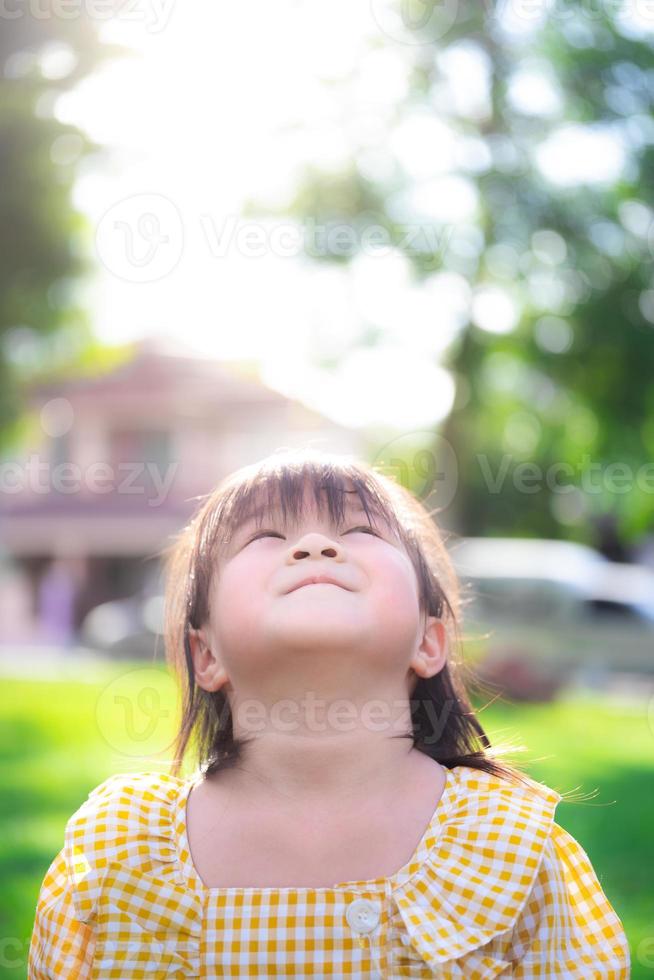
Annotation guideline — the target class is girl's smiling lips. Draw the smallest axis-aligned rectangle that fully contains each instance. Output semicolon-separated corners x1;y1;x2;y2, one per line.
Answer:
284;574;353;595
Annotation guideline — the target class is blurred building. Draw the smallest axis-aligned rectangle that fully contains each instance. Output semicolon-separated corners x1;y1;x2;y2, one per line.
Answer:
0;337;366;646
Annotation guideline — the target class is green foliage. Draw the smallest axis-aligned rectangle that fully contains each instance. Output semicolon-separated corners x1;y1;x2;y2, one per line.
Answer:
246;1;654;549
0;8;130;444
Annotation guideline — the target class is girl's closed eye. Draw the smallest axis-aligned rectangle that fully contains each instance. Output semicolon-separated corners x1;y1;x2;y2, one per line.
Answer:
244;525;381;545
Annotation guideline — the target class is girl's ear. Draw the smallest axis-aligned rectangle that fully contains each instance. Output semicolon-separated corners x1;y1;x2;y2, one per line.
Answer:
410;617;448;681
187;626;231;693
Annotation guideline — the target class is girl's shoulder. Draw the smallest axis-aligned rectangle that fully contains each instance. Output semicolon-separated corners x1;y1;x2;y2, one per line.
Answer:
67;769;190;838
433;763;564;883
408;764;629;974
444;761;563;819
63;769;195;923
73;769;189;811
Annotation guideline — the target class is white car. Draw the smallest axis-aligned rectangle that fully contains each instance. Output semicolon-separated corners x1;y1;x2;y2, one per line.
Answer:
448;537;654;675
79;593;165;659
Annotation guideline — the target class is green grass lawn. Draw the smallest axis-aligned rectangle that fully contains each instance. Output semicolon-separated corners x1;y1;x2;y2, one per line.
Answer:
2;662;651;977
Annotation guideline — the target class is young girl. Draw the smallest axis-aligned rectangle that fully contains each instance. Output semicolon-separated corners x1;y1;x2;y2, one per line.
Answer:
29;449;630;978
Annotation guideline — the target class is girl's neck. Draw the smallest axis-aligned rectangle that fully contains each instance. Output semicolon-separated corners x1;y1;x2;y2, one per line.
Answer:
207;738;435;812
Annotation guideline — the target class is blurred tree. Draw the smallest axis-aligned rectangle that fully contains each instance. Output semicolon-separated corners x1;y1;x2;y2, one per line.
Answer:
244;0;654;552
0;4;129;449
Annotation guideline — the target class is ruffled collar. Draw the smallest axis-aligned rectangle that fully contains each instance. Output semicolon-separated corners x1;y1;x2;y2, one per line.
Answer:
172;763;560;971
67;764;561;977
392;766;561;971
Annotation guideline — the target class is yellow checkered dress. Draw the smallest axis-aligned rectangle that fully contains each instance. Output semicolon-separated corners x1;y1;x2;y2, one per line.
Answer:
28;764;630;977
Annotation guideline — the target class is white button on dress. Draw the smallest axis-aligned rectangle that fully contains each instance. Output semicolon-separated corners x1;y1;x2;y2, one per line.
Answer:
346;898;381;934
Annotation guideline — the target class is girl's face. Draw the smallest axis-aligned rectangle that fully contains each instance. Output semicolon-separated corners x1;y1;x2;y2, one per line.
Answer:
190;483;446;705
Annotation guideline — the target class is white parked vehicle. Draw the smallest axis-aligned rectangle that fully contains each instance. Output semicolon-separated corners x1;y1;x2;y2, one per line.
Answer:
79;593;165;659
448;537;654;675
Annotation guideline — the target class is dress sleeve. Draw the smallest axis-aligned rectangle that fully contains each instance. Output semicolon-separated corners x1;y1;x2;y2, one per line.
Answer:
509;821;630;978
27;845;95;979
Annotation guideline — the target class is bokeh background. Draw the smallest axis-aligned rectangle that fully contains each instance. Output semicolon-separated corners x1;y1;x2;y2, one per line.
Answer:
1;0;653;975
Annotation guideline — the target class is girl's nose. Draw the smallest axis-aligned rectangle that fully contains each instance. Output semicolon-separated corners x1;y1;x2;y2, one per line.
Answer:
286;531;346;563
